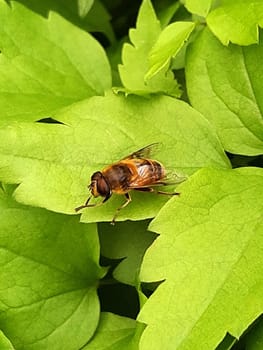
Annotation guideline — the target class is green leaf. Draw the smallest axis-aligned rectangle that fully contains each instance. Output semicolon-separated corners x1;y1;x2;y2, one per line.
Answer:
0;93;230;223
0;330;14;350
118;0;181;97
99;221;156;286
186;28;263;156
77;0;94;17
153;0;180;28
0;0;111;125
0;187;105;350
84;0;115;44
139;167;263;350
107;38;125;86
206;0;263;45
15;0;115;44
184;0;213;17
83;312;137;350
146;21;195;79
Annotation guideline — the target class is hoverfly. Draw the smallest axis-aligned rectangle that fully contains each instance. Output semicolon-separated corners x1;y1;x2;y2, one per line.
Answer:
75;143;186;224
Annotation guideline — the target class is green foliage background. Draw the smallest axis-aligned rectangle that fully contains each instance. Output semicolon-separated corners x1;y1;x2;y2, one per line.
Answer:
0;1;262;349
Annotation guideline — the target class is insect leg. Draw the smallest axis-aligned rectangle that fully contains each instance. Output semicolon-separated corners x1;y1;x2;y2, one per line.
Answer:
75;196;92;212
111;192;132;225
75;194;111;212
85;196;92;206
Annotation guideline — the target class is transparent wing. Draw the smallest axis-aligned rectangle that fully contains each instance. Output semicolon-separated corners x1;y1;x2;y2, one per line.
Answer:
162;168;188;185
128;169;188;189
121;142;162;160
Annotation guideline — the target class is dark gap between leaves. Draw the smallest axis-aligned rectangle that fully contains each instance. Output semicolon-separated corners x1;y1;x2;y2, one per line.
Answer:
101;0;141;39
99;255;139;318
99;255;124;277
141;280;164;298
36;117;65;125
92;32;110;48
215;333;237;350
98;281;140;319
227;152;263;168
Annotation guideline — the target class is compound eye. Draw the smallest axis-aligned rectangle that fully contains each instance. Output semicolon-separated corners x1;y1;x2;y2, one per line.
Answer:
97;177;110;197
91;171;102;181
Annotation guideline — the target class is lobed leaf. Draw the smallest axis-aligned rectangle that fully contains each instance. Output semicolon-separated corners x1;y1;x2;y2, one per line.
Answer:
206;0;263;45
0;93;230;223
0;186;105;350
139;167;263;350
186;28;263;156
118;0;180;97
0;0;111;125
99;221;156;286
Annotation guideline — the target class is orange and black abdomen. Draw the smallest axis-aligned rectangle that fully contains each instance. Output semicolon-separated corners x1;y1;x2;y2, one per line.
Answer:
131;159;165;187
102;158;165;194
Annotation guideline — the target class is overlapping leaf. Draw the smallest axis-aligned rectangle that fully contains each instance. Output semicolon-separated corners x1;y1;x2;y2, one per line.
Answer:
0;0;111;125
154;1;180;28
0;93;230;223
0;186;105;350
0;1;262;350
83;312;138;350
15;0;115;43
145;21;195;79
99;221;156;286
206;0;263;45
186;28;263;156
118;0;180;97
139;167;263;350
0;330;14;350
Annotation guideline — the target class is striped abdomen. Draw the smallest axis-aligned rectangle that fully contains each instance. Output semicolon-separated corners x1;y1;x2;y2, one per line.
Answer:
132;159;165;187
102;158;165;194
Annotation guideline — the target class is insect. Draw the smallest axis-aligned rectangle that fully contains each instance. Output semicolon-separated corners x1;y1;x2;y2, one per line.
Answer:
75;143;185;224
